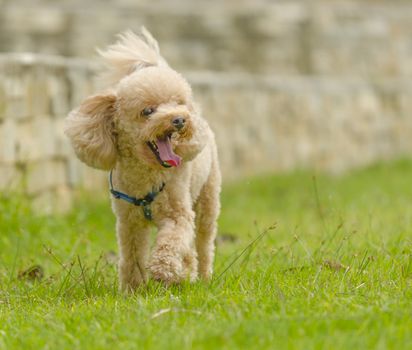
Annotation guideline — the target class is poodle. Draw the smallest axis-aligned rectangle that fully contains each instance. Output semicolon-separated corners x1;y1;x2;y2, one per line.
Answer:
64;28;221;291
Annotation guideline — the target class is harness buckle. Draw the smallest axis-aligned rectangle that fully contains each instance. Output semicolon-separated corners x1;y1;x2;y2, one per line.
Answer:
109;170;164;221
143;205;152;220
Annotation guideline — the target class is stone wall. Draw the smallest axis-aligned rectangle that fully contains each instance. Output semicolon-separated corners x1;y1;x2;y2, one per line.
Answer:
0;54;99;212
1;0;412;77
192;73;412;177
1;53;412;211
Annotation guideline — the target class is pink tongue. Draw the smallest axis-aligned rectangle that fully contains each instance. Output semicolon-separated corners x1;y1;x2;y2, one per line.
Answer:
156;137;182;167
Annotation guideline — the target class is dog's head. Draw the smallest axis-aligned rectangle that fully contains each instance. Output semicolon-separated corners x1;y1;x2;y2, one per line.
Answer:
65;29;207;170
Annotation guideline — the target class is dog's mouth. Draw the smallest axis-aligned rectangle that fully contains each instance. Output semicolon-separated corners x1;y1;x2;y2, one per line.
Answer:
146;134;182;168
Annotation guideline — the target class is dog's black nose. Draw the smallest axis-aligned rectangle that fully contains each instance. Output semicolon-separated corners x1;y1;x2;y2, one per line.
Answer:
172;117;186;130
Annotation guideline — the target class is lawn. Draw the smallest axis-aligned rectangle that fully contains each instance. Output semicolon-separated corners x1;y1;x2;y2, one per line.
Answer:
1;159;412;349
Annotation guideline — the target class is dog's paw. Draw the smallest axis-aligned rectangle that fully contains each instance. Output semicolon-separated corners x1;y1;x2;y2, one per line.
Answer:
149;248;197;285
149;251;184;284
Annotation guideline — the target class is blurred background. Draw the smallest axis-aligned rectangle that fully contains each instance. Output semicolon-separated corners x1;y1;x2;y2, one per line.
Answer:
1;0;412;212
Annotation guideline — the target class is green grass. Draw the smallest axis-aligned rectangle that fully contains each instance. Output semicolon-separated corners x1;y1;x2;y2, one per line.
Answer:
1;159;412;349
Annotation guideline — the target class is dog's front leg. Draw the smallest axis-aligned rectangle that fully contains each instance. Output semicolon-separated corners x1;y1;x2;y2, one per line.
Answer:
149;216;197;285
116;218;151;292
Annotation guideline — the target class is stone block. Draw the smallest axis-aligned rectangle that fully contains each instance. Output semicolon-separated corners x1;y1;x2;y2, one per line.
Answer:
81;166;107;191
26;159;67;195
0;118;17;163
16;118;57;162
54;117;72;157
3;6;67;35
0;79;5;120
66;155;83;187
48;71;70;116
26;65;50;117
65;155;106;190
0;62;50;120
0;164;24;191
67;68;96;107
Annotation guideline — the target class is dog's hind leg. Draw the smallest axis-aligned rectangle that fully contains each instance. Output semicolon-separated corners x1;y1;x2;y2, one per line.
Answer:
194;164;221;280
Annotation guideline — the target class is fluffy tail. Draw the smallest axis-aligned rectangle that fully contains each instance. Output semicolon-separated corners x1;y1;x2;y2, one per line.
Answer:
98;27;168;85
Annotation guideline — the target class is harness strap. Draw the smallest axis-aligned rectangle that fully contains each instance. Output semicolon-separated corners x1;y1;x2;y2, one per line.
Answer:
109;170;165;220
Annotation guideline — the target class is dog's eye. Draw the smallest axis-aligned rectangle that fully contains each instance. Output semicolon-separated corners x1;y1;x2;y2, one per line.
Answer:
141;107;155;118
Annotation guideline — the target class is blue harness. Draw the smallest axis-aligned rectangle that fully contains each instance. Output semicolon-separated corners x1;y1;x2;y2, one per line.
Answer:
109;170;165;220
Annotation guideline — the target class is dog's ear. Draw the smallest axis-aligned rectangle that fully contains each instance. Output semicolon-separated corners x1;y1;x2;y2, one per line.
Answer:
64;91;117;170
